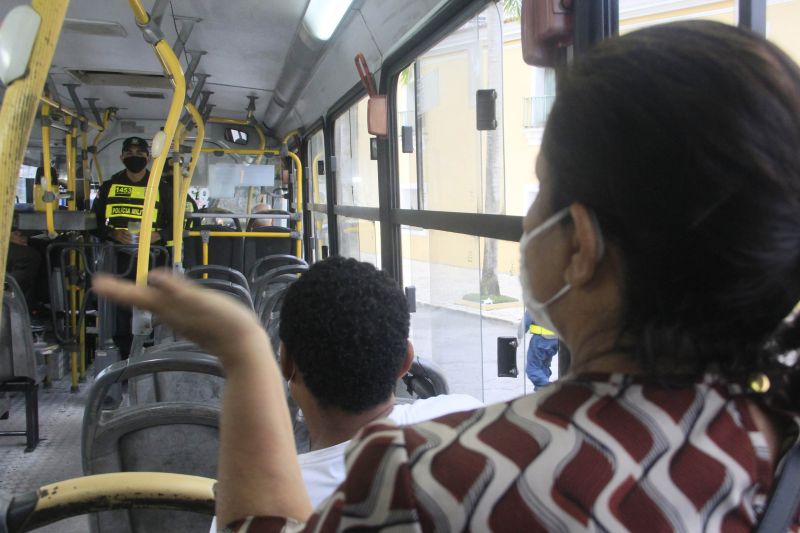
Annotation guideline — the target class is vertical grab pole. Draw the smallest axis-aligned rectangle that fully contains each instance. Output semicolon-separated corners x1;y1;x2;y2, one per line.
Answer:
0;0;69;316
91;109;112;184
171;123;184;269
40;104;57;236
173;103;204;270
128;0;186;286
65;116;76;211
81;125;90;208
66;116;80;389
286;151;303;258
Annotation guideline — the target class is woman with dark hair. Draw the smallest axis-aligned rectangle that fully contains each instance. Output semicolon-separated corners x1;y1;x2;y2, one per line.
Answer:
94;21;800;531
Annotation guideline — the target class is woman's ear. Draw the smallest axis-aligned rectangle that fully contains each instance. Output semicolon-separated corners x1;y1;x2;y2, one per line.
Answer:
566;203;603;288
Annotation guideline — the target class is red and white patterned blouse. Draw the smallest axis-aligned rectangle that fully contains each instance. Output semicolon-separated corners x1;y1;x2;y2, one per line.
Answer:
227;374;800;532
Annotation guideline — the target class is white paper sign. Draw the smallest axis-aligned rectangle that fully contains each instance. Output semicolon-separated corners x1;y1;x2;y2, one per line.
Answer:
208;164;274;198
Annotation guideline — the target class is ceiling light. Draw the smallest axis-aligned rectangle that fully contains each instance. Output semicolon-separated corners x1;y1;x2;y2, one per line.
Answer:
302;0;354;41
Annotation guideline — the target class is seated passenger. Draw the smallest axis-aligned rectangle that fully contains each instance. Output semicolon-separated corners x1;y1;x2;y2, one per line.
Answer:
94;21;800;532
207;257;481;529
247;203;275;230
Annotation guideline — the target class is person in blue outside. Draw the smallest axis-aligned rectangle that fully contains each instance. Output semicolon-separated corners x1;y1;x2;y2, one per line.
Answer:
523;309;558;390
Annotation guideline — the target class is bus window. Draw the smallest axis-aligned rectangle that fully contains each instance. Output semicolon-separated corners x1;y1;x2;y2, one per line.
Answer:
338;217;380;268
768;0;800;65
619;0;736;33
334;98;379;208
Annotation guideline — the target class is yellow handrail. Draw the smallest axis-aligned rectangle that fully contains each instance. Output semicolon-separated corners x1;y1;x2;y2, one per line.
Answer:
91;109;113;184
200;147;279;156
0;0;68;321
184;104;205;185
40;95;103;131
128;0;186;286
81;127;90;205
24;472;214;530
186;231;296;238
287;151;304;258
65;116;76;211
41;104;56;236
171;122;184;264
171;103;205;268
207;115;268;163
282;129;300;146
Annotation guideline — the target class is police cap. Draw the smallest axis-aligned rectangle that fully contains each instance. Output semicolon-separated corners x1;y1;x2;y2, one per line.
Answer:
121;137;150;154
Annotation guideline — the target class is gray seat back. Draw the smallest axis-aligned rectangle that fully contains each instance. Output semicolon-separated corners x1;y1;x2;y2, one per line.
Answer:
247;254;306;286
403;357;450;399
82;352;223;533
185;265;250;293
0;275;43;382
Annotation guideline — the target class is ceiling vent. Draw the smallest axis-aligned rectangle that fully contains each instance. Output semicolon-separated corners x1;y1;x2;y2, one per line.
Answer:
62;18;128;37
125;91;165;99
119;120;145;134
66;69;170;89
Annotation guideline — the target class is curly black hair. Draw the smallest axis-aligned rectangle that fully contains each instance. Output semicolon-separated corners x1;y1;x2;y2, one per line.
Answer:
279;257;410;412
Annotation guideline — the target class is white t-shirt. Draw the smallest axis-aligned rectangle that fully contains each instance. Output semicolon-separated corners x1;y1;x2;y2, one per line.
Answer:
300;394;484;507
210;394;483;530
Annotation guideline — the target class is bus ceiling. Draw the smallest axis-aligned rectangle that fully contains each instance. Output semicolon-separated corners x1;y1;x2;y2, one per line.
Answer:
0;0;449;140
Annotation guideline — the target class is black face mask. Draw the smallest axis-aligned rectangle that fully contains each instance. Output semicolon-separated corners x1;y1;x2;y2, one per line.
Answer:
123;156;148;173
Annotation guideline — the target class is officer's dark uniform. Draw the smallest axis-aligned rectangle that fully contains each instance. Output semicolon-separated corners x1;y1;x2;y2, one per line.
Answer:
91;137;172;356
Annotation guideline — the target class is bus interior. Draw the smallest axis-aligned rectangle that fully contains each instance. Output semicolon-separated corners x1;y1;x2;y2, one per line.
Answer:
0;0;798;531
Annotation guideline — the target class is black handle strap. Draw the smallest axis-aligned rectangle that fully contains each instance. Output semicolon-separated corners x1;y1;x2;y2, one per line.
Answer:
757;443;800;532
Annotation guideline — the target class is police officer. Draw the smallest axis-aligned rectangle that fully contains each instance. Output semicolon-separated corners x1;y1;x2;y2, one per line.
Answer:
92;137;172;245
91;137;172;357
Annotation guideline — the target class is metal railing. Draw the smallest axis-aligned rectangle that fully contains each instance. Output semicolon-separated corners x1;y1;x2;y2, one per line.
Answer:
522;95;556;129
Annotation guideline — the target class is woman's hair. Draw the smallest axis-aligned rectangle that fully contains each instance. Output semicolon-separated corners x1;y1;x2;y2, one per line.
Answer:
542;21;800;404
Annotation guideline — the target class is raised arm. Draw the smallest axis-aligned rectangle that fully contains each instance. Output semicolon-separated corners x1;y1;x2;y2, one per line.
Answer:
92;270;313;526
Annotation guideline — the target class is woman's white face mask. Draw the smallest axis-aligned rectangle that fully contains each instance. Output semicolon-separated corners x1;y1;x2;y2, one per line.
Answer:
519;206;604;337
519;207;571;335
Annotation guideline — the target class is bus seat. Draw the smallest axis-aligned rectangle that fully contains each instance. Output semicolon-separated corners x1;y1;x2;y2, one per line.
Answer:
251;264;308;313
0;275;43;451
185;264;251;293
183;224;245;275
125;351;225;406
402;357;450;399
247;254;307;286
243;227;295;277
82;352;222;532
193;278;254;310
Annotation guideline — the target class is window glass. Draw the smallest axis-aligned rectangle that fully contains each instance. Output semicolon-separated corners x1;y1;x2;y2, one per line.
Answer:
401;226;555;403
397;3;553;217
312;211;329;261
307;129;327;205
396;65;419;209
619;0;735;33
334;98;379;207
397;3;506;214
337;216;380;268
767;0;800;65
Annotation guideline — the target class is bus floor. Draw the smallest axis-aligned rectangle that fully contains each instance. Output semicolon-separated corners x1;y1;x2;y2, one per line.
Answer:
0;372;90;533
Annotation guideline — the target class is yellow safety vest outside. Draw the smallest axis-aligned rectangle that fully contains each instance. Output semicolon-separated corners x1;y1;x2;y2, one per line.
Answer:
529;324;555;337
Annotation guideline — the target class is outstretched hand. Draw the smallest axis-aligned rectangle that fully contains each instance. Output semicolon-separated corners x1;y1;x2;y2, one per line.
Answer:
93;269;270;367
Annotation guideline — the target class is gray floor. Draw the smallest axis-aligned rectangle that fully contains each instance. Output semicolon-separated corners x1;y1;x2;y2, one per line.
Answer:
0;374;90;532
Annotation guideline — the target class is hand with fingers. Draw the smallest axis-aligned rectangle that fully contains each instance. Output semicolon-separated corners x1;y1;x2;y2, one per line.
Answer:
93;269;271;368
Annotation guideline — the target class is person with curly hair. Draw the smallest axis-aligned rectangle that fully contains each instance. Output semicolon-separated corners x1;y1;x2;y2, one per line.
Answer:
205;257;481;530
